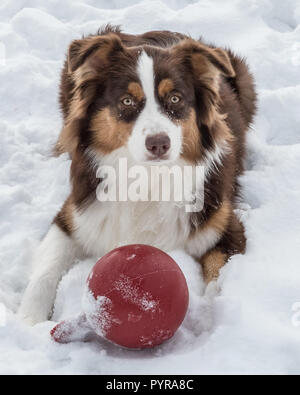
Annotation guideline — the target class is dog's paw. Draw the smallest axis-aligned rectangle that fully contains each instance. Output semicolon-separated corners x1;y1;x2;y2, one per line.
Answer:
17;306;48;326
17;314;38;326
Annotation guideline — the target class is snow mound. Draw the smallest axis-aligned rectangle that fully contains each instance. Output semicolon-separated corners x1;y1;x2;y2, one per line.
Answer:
1;0;300;374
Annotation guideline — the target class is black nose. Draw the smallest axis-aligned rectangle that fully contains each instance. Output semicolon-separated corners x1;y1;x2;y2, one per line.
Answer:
145;134;171;158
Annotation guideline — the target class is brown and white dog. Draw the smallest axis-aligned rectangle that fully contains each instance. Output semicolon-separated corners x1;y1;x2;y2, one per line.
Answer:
18;26;256;325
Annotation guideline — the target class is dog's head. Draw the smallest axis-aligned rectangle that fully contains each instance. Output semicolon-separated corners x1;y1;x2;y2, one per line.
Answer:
56;32;235;165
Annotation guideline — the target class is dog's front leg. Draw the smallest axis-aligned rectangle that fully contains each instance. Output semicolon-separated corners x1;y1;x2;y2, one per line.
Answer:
18;224;77;325
186;209;246;285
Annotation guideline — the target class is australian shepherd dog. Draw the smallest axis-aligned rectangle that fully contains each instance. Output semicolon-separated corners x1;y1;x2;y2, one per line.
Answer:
19;26;256;325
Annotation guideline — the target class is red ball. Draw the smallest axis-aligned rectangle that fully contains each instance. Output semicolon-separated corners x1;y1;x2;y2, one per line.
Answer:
84;245;189;349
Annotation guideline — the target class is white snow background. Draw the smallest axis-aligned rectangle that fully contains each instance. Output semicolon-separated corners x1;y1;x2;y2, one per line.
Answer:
1;0;300;375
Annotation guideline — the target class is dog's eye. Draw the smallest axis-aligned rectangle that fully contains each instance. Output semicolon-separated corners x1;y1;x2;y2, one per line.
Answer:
122;97;134;106
170;95;181;104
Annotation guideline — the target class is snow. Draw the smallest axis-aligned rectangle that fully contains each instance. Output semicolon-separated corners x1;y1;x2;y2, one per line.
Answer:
82;289;114;337
113;274;159;312
1;0;300;374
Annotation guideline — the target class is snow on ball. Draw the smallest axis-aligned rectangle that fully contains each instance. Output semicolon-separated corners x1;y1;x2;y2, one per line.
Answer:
51;245;189;349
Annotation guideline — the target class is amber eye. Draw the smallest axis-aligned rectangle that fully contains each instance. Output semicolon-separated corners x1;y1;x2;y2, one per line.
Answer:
170;95;181;104
122;97;133;106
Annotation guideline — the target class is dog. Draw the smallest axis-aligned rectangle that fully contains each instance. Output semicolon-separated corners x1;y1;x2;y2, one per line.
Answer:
18;25;256;325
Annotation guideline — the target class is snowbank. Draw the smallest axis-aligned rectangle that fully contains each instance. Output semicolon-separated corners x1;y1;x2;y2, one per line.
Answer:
1;0;300;374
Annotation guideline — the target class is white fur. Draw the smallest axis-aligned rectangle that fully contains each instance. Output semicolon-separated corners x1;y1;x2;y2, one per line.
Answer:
74;143;227;260
74;150;193;257
18;224;77;325
202;141;231;177
128;51;182;163
185;227;222;258
73;198;189;258
73;196;220;260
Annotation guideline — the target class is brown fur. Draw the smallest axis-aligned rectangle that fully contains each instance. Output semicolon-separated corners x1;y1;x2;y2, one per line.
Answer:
158;79;174;97
128;82;145;101
181;109;202;162
53;196;74;235
202;200;231;235
90;108;133;154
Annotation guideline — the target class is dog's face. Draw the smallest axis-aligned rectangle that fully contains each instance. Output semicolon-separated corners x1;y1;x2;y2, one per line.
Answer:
56;33;235;165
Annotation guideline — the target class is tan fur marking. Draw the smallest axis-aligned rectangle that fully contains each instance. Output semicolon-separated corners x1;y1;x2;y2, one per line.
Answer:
180;109;202;163
55;196;74;234
188;200;231;242
201;250;227;283
158;79;174;97
128;82;144;101
204;200;231;235
214;116;234;144
90;108;133;154
63;197;75;232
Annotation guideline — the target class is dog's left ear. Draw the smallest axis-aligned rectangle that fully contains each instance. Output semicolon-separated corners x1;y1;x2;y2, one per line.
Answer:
173;40;235;141
194;46;235;78
174;39;235;78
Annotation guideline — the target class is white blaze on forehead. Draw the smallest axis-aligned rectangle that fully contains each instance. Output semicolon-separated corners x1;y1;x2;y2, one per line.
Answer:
127;51;182;163
137;51;157;111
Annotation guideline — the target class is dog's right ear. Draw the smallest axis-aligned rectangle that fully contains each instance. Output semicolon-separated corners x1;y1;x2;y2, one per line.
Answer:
55;34;125;156
67;33;124;73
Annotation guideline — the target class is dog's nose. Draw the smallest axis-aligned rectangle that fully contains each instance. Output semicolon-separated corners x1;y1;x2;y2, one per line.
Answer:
146;134;171;158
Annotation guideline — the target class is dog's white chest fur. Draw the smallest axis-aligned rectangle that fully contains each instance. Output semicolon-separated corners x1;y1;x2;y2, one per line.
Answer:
73;198;190;258
73;148;199;257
